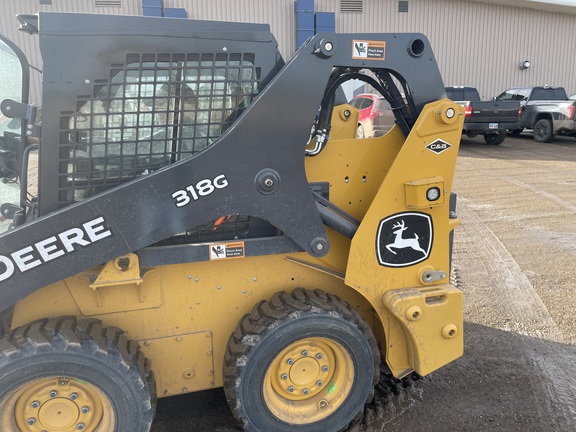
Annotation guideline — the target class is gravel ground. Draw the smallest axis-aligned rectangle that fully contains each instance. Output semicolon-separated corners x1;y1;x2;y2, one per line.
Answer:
151;133;576;431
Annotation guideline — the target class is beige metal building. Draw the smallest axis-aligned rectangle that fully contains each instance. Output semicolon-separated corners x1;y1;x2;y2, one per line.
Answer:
2;0;576;102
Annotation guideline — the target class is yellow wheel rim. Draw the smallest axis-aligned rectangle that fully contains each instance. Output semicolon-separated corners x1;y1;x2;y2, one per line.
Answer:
263;337;354;425
0;377;115;432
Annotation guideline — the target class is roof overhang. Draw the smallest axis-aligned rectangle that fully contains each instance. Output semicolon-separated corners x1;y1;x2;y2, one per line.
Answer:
465;0;576;15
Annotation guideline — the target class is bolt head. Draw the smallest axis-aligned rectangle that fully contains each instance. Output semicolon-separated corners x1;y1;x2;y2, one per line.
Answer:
303;388;309;395
49;390;57;398
316;380;323;387
70;392;78;400
302;350;308;357
77;423;85;430
322;366;329;372
287;358;294;365
288;386;294;392
81;406;89;414
28;418;36;425
31;401;40;408
316;353;323;360
281;373;288;380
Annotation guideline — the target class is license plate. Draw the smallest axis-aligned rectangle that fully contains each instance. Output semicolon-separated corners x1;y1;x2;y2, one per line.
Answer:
489;123;498;129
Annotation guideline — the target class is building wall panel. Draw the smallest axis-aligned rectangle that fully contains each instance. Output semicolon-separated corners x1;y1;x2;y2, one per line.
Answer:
1;0;576;103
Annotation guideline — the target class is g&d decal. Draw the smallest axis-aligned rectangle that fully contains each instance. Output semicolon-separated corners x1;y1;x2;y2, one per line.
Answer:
426;139;452;154
376;212;433;267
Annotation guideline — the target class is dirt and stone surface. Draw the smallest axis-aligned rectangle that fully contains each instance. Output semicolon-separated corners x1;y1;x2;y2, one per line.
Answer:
150;133;576;431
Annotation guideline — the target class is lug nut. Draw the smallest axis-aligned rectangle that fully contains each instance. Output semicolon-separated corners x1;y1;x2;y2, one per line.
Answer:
288;386;294;393
316;353;323;360
287;358;294;365
322;366;329;372
70;392;78;400
81;406;89;414
31;401;40;408
77;423;85;430
28;418;36;425
316;380;323;387
303;388;309;395
301;350;308;357
281;373;288;380
49;390;58;398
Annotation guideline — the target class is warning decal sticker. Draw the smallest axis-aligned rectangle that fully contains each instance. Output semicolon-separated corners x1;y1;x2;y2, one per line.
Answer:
209;242;245;260
352;40;386;60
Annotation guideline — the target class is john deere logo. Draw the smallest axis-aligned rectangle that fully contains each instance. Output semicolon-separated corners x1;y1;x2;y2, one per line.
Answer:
376;212;433;267
426;139;451;154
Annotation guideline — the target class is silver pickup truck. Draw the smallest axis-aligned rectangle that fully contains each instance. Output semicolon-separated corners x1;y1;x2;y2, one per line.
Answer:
494;86;576;143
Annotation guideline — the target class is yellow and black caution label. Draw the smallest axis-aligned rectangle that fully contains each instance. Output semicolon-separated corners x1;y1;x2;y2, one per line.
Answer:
209;241;245;260
352;40;386;60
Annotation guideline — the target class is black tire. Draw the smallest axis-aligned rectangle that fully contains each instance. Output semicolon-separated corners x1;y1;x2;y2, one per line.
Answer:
356;124;365;139
483;132;506;145
0;317;156;432
533;119;555;143
224;288;380;432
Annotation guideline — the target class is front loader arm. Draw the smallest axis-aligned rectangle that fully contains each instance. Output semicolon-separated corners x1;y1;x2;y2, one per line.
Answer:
0;12;446;309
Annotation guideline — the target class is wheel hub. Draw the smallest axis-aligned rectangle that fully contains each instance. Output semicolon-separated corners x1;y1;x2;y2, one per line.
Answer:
270;339;333;400
14;377;104;432
38;399;80;429
263;336;355;424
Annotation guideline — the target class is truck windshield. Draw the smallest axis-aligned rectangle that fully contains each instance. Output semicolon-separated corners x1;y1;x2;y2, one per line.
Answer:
0;37;25;233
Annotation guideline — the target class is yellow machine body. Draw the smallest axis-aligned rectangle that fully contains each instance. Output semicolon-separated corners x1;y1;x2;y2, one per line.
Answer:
10;100;464;397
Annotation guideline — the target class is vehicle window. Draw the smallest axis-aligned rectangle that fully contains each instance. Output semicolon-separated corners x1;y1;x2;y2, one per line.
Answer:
375;99;390;110
0;38;25;233
445;88;457;100
445;88;479;101
495;90;517;101
360;98;373;110
0;39;23;137
516;89;530;101
349;98;365;109
60;52;259;204
464;88;480;101
530;88;567;101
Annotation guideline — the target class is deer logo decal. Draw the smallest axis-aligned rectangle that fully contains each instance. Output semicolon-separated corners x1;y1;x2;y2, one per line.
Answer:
376;213;433;267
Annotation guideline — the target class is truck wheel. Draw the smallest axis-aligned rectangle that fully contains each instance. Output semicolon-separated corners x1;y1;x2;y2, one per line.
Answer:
0;317;156;432
224;288;380;432
533;119;555;143
484;132;506;145
356;124;365;138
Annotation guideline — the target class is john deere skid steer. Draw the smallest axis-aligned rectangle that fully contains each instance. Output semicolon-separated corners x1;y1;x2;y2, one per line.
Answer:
0;12;464;432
